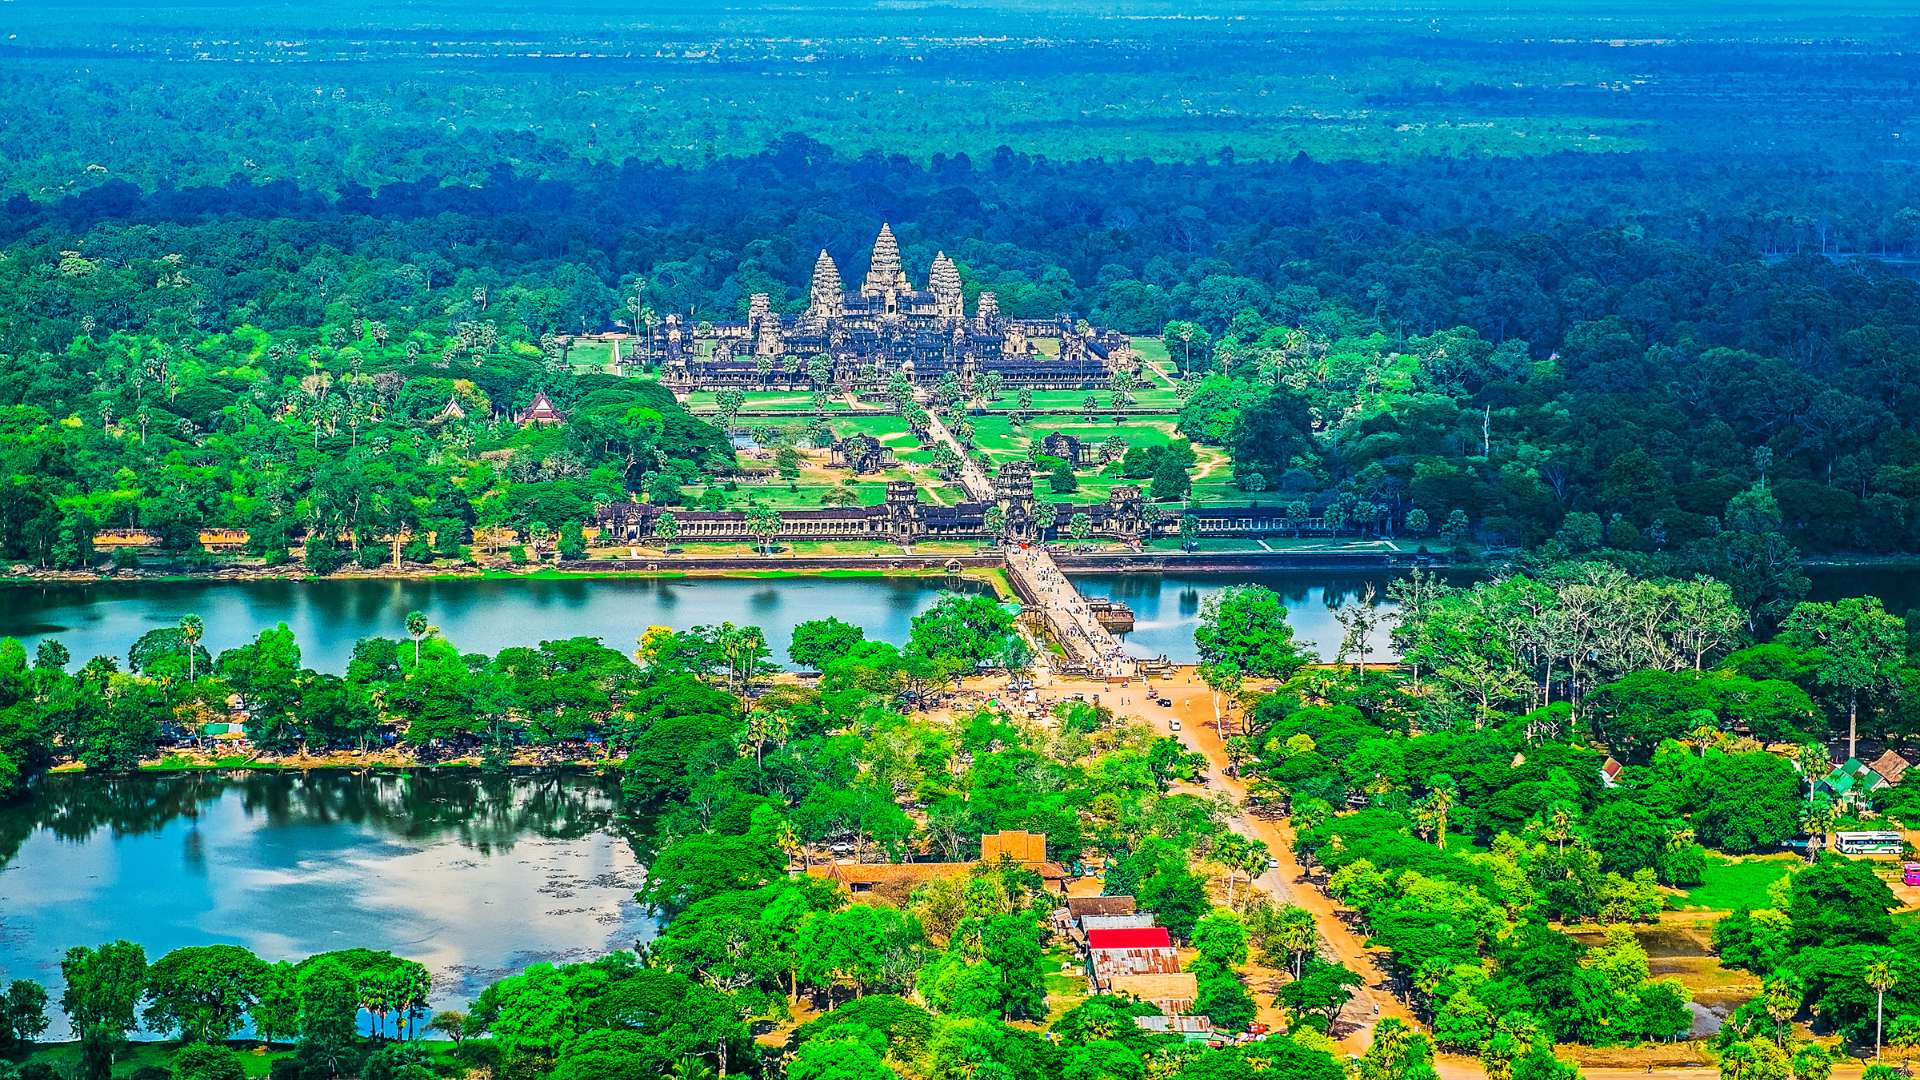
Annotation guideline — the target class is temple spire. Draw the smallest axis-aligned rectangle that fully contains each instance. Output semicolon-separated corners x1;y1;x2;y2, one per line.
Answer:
929;251;963;319
808;249;845;319
861;223;912;297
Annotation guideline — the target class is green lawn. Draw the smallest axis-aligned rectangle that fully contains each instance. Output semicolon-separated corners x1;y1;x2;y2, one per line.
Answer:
566;339;618;372
970;388;1180;414
1143;537;1273;553
1678;854;1797;911
685;390;851;413
826;414;942;466
966;415;1180;463
1129;336;1172;366
679;480;887;509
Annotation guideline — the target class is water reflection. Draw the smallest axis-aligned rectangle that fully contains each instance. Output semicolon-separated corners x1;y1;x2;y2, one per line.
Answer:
0;772;650;1035
0;567;1901;675
1072;571;1432;661
0;575;984;673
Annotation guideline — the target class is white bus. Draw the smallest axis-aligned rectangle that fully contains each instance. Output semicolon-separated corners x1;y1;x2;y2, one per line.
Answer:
1835;831;1904;855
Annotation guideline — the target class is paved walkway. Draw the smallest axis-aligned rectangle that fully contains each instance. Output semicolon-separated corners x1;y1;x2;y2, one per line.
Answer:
1006;546;1136;679
921;409;993;499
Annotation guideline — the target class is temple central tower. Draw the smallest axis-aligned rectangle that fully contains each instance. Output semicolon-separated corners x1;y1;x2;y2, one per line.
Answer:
861;223;913;298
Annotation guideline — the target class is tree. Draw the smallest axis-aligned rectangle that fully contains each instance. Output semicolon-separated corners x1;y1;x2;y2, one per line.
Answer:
1355;1017;1438;1080
907;592;1018;671
1033;501;1058;539
61;941;148;1080
979;913;1049;1020
1721;1040;1791;1080
1249;903;1319;980
982;505;1007;543
1414;776;1457;850
1200;660;1243;739
1195;968;1258;1030
1195;584;1308;678
789;1038;898;1080
1868;957;1900;1061
1668;576;1745;670
427;1010;469;1046
1278;959;1364;1029
1779;597;1905;758
1787;855;1896;948
655;510;679;549
143;945;268;1044
1048;460;1077;493
295;958;362;1076
170;1043;245;1080
178;614;204;681
405;610;431;667
1179;512;1200;551
1068;512;1093;548
0;979;49;1053
1192;911;1250;969
747;505;782;555
1333;583;1384;672
252;962;299;1048
790;617;867;671
1791;1042;1833;1080
798;904;925;1000
1150;452;1191;501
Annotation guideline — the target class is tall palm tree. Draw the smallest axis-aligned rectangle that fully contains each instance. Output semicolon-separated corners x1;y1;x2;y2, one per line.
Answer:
1761;975;1800;1047
1274;906;1318;980
406;610;431;667
179;614;204;681
1868;958;1899;1060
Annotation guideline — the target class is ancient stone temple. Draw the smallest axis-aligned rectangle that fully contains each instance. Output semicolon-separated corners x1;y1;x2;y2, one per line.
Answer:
658;225;1135;392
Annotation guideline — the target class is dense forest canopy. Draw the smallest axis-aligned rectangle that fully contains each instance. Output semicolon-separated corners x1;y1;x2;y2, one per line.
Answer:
0;0;1917;567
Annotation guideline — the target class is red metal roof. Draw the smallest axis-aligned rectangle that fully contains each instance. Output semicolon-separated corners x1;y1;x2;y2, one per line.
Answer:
1087;927;1173;950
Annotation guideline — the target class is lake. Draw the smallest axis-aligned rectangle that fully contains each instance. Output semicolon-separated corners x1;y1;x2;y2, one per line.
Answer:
0;771;650;1039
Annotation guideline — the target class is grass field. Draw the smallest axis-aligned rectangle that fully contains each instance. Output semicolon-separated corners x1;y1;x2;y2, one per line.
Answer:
1130;336;1173;367
1142;537;1274;553
1678;854;1797;910
566;339;618;372
968;414;1180;463
678;480;886;509
684;390;851;414
970;388;1181;414
825;414;943;466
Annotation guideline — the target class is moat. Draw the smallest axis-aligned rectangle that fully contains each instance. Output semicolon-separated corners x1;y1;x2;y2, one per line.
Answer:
0;570;1413;670
2;567;1911;673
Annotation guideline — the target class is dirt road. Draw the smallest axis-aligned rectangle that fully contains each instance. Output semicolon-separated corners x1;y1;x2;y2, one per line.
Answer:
1037;668;1413;1050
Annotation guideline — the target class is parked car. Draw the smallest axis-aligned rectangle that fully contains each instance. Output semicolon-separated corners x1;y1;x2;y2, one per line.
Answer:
1168;719;1182;731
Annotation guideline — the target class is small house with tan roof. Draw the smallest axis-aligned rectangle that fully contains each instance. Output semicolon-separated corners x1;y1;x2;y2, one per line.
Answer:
804;830;1068;900
1869;750;1912;788
1106;972;1200;1017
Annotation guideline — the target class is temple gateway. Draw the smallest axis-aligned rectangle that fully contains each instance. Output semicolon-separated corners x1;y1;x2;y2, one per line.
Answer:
657;225;1135;391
